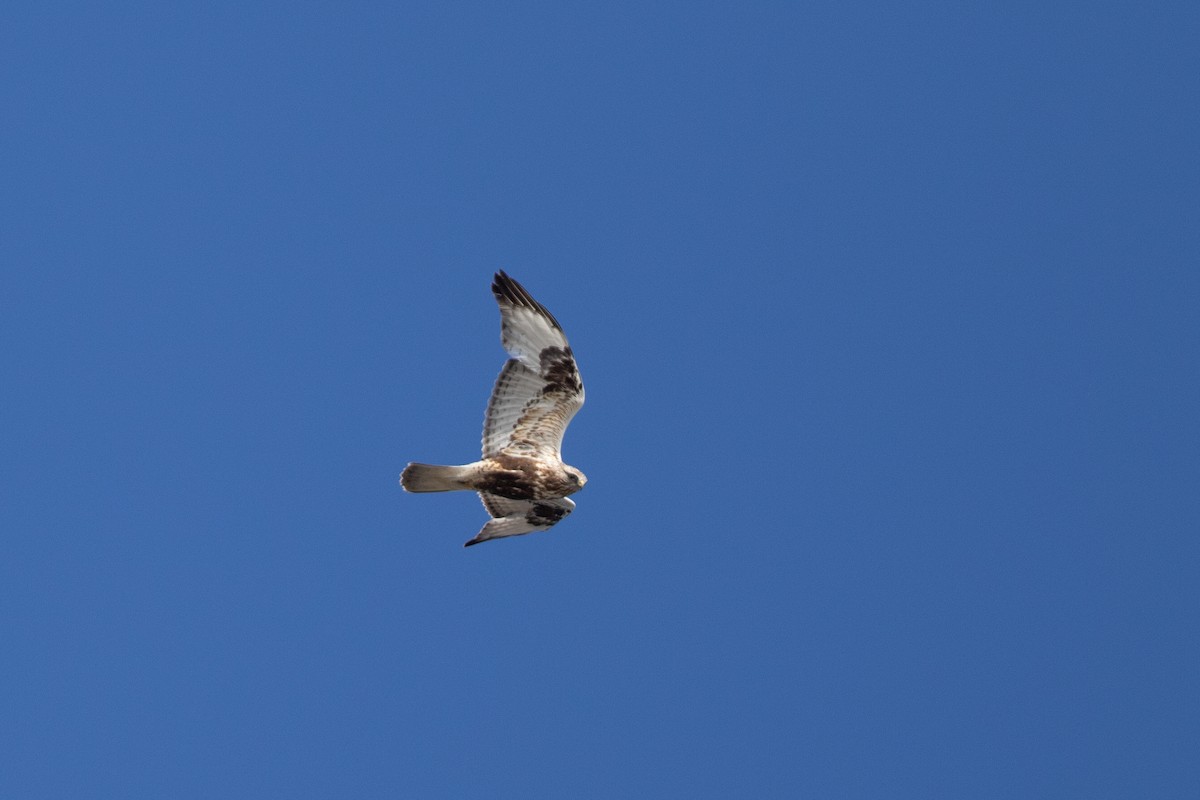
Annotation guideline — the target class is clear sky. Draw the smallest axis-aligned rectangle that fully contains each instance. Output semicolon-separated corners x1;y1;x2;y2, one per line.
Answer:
2;2;1198;797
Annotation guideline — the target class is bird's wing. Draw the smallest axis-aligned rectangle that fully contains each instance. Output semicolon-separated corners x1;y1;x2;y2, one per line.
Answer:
466;494;575;547
482;271;585;459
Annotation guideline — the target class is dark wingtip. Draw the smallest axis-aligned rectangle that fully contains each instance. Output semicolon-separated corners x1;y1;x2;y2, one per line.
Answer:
491;270;519;303
490;270;563;331
464;538;481;547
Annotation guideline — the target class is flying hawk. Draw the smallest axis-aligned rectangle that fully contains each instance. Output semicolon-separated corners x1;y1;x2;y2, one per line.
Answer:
400;271;587;547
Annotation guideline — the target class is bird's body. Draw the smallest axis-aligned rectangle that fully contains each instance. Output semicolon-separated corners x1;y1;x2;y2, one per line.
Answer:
401;454;584;502
400;271;587;547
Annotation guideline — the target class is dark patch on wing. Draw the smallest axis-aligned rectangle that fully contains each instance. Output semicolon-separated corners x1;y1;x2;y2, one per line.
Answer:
539;346;582;395
528;502;570;526
492;270;563;331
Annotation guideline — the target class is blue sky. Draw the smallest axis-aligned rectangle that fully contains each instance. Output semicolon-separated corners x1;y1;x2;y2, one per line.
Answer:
2;1;1198;797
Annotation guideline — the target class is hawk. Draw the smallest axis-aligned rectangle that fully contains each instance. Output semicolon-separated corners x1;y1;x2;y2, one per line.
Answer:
400;271;587;547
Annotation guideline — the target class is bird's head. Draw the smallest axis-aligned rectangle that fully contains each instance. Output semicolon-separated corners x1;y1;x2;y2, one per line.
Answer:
564;465;588;492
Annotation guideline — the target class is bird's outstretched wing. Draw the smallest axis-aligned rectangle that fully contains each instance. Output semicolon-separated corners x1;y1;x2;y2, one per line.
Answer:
466;494;576;547
482;271;584;459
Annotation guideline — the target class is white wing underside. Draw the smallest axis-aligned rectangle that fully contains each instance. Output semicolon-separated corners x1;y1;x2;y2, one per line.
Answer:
467;494;576;546
497;302;564;367
481;283;584;459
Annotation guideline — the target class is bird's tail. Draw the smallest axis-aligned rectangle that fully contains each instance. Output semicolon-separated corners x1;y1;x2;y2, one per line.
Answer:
400;462;474;493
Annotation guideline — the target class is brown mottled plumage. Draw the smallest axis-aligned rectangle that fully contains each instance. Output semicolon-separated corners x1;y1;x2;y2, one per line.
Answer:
399;271;587;547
